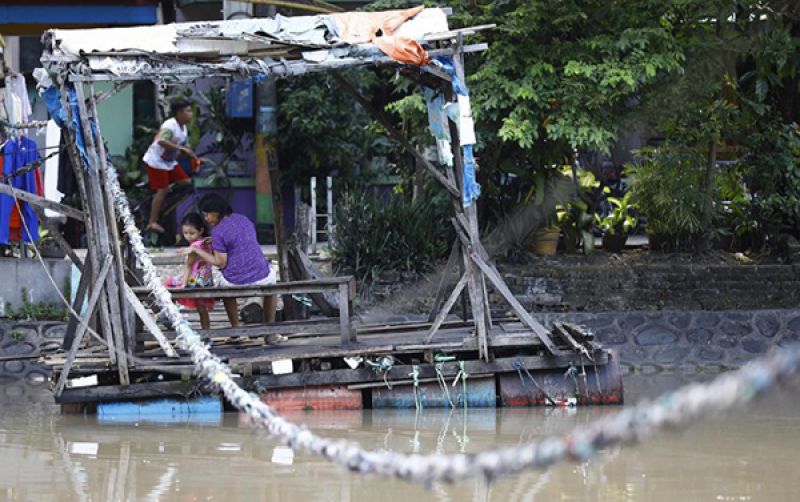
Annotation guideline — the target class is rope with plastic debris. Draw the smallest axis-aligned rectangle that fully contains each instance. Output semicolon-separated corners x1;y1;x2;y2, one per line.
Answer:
105;163;800;485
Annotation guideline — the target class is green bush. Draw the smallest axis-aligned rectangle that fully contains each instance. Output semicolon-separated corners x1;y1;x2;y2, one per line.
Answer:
6;288;68;322
331;188;454;282
627;149;708;250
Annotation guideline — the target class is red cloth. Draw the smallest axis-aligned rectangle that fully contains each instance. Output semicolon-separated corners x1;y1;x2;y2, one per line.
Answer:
7;167;43;242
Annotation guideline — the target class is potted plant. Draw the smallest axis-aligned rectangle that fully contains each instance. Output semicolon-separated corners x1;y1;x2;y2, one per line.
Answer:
555;165;603;254
595;191;638;253
531;224;561;256
37;229;66;259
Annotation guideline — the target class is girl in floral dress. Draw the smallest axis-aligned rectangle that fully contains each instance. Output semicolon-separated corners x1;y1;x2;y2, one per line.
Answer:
165;213;215;329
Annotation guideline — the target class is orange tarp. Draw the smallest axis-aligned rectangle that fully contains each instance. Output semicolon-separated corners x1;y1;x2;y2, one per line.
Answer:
331;5;430;66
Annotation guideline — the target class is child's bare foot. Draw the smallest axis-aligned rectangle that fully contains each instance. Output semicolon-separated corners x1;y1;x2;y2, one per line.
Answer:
264;334;287;345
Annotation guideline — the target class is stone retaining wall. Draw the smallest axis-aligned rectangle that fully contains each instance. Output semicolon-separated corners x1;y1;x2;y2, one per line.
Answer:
539;309;800;371
501;262;800;311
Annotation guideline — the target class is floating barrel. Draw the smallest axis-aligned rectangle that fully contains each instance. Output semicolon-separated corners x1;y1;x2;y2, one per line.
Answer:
499;352;624;406
97;395;223;424
372;376;496;409
259;385;362;412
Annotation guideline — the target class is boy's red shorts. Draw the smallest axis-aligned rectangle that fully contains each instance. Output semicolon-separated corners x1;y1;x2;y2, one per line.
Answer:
146;164;189;190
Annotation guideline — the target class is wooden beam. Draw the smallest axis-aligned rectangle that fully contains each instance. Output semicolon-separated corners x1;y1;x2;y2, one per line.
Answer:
467;249;562;355
136;319;340;342
131;277;353;299
122;284;177;358
74;82;129;385
248;353;608;389
92;82;132;105
338;281;354;344
425;271;469;343
61;253;92;350
427;239;460;323
87;81;136;367
56;380;198;404
59;87;118;367
54;256;112;397
332;72;461;198
0;184;84;221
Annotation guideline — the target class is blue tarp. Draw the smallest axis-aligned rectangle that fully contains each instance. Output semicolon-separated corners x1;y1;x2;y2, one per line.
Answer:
0;5;158;26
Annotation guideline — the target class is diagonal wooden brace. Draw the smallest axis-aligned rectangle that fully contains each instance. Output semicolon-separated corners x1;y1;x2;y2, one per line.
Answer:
425;271;470;344
123;284;178;358
450;218;562;355
54;255;113;397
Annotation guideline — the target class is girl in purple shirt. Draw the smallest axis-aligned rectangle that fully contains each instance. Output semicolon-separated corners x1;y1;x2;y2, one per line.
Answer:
184;194;277;328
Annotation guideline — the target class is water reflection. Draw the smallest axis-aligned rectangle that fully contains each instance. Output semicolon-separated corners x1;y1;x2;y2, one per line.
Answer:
1;375;799;501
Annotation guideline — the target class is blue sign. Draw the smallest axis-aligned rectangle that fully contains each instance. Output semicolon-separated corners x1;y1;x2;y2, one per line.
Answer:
226;78;254;118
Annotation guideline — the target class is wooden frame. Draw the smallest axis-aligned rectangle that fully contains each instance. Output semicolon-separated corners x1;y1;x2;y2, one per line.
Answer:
46;13;573;390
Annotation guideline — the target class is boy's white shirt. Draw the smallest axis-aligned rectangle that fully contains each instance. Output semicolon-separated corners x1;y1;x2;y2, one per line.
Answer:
142;117;188;170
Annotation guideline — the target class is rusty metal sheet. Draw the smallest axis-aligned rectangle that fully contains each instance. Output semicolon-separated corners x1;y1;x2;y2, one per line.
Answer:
499;352;623;407
259;385;363;412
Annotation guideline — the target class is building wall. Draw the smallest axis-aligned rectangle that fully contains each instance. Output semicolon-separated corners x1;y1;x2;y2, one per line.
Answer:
0;258;71;314
95;82;134;158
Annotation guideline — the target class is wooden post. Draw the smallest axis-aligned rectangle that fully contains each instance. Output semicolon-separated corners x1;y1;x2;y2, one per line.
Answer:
59;86;117;366
446;99;490;360
310;176;317;254
86;81;135;365
337;281;354;344
73;81;130;385
61;252;92;350
326;176;333;245
255;75;294;320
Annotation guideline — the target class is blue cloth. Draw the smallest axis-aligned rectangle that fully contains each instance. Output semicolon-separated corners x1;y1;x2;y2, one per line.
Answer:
462;145;481;208
68;87;92;170
42;86;67;128
428;56;481;207
0;137;40;244
423;87;450;141
432;56;469;96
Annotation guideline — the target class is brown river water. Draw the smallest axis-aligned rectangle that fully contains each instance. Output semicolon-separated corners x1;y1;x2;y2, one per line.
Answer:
1;373;799;501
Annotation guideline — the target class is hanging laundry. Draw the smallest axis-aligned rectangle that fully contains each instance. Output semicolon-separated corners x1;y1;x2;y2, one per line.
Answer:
0;136;41;244
331;6;430;66
56;129;78;196
423;87;453;167
4;74;32;124
426;56;481;208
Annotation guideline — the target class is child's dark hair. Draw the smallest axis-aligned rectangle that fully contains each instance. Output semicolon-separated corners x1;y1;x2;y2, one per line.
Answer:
170;98;192;115
181;212;206;235
199;193;233;217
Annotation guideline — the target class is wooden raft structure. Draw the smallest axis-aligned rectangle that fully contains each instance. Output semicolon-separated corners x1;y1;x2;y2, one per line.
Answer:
29;7;622;409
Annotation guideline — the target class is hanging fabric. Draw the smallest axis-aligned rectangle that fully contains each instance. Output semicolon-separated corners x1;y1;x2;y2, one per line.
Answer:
0;136;41;244
427;56;481;208
330;6;430;66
